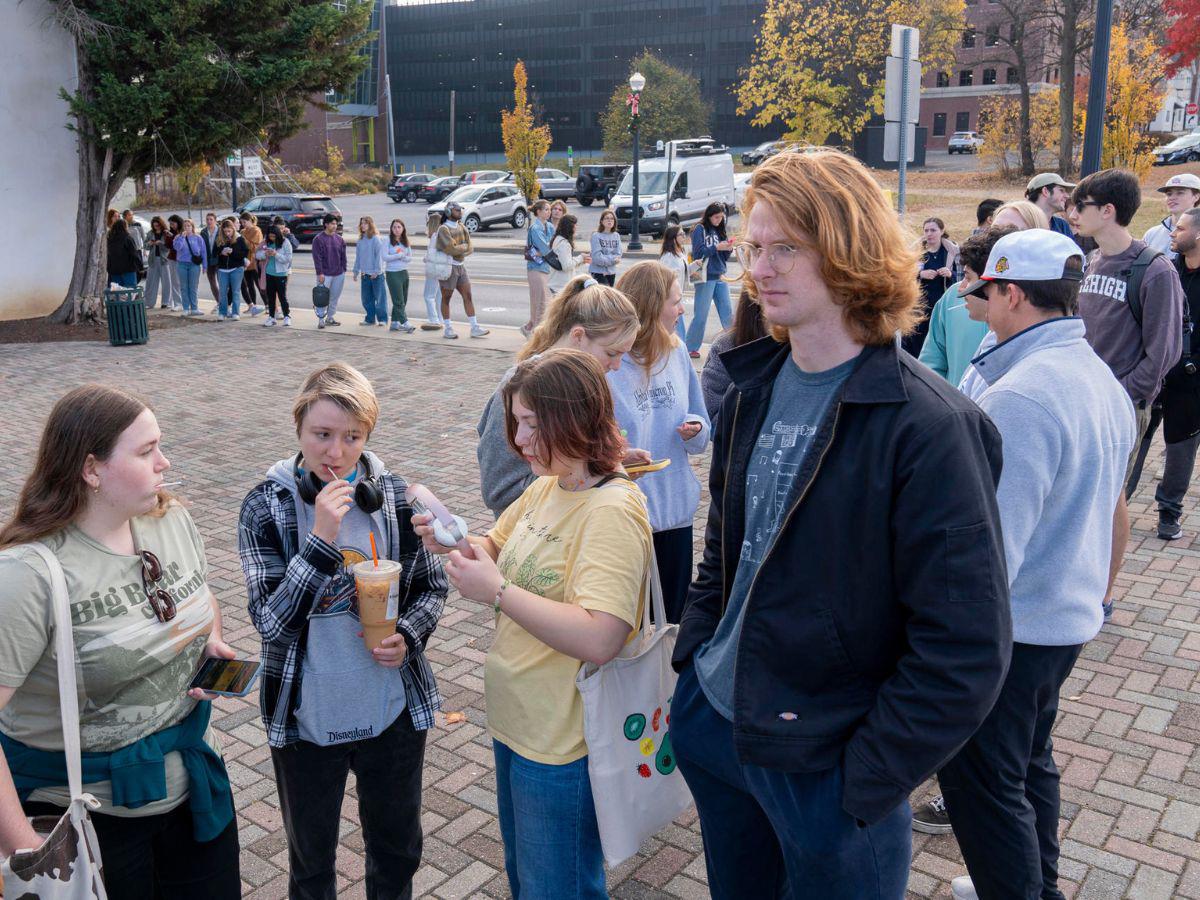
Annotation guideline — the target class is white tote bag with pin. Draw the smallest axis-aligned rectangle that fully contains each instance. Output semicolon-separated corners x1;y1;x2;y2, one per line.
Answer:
575;551;693;867
1;543;108;899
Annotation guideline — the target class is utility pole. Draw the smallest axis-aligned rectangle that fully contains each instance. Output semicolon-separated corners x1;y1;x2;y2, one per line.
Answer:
449;90;456;175
385;74;397;176
1080;0;1113;176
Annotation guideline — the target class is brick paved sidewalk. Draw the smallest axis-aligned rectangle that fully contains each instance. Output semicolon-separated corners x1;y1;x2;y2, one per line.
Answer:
3;323;1200;899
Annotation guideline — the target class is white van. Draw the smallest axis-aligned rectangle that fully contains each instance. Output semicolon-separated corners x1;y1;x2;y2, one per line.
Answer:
610;146;736;238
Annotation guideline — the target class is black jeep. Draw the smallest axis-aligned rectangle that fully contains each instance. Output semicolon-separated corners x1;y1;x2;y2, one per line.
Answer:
574;164;628;207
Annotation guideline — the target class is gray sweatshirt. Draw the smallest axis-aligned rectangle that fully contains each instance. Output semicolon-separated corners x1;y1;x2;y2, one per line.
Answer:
970;317;1135;645
589;232;622;276
476;366;534;518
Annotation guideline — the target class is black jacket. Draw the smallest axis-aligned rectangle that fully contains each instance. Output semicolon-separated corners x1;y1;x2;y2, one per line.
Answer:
106;232;142;276
215;236;250;271
673;337;1012;825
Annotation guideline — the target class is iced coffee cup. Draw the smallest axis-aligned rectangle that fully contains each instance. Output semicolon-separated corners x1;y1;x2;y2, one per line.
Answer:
353;559;403;653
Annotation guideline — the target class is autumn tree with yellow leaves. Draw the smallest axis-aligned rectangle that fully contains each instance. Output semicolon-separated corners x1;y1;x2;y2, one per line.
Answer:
502;61;553;202
1094;24;1165;176
736;0;965;143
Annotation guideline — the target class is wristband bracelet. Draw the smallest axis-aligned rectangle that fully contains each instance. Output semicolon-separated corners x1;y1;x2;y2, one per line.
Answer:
494;579;510;615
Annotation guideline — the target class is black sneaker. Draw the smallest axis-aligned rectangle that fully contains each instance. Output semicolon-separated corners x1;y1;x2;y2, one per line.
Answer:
1159;519;1183;541
912;795;953;834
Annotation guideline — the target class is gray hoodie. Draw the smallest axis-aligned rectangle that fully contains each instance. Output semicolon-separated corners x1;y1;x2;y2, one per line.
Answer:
476;366;534;518
589;231;622;276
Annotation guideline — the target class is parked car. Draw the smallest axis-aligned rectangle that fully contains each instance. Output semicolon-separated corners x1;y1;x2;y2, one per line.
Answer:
741;140;785;165
458;170;508;185
574;164;628;206
610;146;736;238
429;183;528;232
420;175;463;203
734;172;753;212
1155;131;1200;166
235;194;342;243
947;131;985;154
505;168;575;199
388;173;438;203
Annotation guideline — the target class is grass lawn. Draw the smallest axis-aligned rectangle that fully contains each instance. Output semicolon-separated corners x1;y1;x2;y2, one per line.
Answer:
871;162;1200;243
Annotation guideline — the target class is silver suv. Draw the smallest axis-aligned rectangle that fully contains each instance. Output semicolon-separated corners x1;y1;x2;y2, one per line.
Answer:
947;131;984;154
429;183;528;232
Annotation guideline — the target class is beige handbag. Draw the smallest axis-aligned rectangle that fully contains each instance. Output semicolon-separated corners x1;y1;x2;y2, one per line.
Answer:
1;543;107;899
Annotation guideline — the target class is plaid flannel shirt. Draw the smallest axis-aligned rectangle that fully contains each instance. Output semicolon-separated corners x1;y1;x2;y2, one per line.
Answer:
239;470;448;748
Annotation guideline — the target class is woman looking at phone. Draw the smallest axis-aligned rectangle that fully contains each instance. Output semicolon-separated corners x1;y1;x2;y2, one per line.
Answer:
0;384;240;896
418;349;651;900
239;362;447;899
611;261;711;623
477;275;639;518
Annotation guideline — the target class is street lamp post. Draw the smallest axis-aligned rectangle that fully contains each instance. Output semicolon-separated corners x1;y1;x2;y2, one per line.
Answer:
628;71;646;251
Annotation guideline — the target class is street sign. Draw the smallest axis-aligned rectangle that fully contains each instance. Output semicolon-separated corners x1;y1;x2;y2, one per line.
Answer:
226;149;242;166
890;23;920;58
448;150;455;162
1188;114;1199;130
1187;103;1198;115
884;56;922;124
883;122;917;163
241;155;263;179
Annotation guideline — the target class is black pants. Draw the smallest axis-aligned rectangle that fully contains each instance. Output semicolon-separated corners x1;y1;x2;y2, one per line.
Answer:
265;273;290;318
653;526;694;624
1126;400;1163;499
241;266;260;305
939;642;1083;900
590;273;616;286
23;798;240;900
271;709;427;900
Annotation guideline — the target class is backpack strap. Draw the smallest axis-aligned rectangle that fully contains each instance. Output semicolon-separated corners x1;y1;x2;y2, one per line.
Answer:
595;472;632;488
1123;245;1165;329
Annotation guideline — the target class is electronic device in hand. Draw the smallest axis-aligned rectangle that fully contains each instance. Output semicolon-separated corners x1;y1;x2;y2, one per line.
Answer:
406;484;474;556
188;658;262;698
625;458;672;474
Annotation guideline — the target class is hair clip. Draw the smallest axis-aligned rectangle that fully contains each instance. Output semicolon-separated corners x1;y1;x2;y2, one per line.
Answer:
582;278;599;289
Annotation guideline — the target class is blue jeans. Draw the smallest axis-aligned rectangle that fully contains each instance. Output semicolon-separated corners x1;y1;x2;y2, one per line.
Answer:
685;279;732;352
669;663;911;900
216;268;244;317
177;261;201;312
493;740;606;900
111;271;138;288
360;274;388;323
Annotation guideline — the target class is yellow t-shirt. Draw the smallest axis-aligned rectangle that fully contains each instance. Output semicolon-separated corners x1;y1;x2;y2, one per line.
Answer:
485;475;651;765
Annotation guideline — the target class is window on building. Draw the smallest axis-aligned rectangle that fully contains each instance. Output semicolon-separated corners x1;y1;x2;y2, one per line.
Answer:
933;113;947;136
985;24;1000;46
1007;66;1019;84
959;69;974;86
962;28;976;48
983;68;997;85
956;111;971;132
937;71;950;88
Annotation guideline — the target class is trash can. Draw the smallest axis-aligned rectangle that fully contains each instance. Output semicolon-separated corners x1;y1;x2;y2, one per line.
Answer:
104;286;148;346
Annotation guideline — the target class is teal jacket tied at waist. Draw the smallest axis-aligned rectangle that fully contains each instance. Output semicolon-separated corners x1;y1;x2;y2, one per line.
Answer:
0;701;232;842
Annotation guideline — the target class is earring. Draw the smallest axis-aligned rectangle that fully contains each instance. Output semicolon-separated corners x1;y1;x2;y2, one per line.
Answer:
91;481;100;494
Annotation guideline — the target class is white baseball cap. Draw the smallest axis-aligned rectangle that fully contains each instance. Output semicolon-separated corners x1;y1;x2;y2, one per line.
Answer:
959;229;1084;298
1158;173;1200;193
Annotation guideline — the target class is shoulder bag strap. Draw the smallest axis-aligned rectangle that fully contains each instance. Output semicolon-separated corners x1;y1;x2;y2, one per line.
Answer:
23;543;85;803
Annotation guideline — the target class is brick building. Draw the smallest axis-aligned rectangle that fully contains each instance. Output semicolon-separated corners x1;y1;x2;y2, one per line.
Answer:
919;0;1057;150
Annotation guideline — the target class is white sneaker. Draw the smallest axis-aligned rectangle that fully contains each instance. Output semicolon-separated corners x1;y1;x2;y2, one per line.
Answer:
249;305;264;317
283;316;291;327
263;317;276;327
317;318;326;330
230;314;240;320
443;327;458;340
470;324;490;338
401;322;416;334
951;876;978;900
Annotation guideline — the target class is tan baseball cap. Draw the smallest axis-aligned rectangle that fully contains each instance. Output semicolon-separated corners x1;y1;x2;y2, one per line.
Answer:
1158;173;1200;193
1026;173;1075;193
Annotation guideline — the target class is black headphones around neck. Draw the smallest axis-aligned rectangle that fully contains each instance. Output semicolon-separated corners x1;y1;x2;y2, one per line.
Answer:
293;453;385;514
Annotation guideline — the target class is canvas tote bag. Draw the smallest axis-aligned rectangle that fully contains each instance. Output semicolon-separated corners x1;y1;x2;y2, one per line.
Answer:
575;550;693;867
1;543;107;899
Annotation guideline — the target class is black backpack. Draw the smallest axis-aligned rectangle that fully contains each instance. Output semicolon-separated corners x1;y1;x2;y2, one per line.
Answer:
1124;245;1192;345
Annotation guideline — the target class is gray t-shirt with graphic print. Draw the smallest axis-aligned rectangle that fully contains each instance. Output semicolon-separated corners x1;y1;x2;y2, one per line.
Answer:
294;502;407;746
694;353;857;720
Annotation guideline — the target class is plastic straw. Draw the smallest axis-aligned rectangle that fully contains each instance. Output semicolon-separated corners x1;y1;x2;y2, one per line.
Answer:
369;533;379;568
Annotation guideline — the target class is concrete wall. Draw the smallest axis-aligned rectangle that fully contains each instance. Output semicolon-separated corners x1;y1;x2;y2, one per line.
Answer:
1;1;78;321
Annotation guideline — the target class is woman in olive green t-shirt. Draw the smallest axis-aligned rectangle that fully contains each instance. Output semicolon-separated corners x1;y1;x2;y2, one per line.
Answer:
0;384;241;898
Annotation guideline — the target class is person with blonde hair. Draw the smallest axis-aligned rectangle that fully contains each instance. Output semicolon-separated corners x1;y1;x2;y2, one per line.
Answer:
416;349;651;900
353;215;389;326
610;260;711;622
0;384;241;895
421;209;448;330
523;199;555;336
173;217;208;317
477;276;639;517
992;200;1050;232
239;362;448;899
668;150;1009;898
